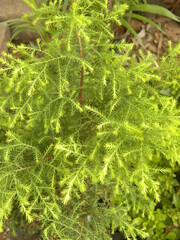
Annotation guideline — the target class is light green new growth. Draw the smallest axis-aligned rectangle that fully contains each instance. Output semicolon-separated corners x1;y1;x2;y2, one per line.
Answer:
0;0;180;239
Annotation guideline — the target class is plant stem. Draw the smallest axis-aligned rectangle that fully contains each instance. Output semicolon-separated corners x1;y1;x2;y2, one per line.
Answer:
75;28;84;105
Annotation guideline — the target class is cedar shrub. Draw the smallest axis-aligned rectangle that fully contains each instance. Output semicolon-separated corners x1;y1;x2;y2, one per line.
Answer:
0;0;180;239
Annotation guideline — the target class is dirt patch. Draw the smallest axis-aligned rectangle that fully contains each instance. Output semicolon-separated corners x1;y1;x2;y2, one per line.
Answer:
127;16;180;58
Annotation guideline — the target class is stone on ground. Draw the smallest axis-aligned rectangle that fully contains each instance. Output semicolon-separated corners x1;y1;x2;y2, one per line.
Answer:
0;0;33;21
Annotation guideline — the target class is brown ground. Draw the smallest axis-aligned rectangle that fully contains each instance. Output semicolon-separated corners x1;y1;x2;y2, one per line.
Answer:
129;16;180;59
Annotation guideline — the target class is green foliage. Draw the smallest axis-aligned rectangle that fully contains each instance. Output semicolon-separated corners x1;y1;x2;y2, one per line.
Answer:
6;0;180;44
131;160;180;239
158;42;180;102
0;0;180;239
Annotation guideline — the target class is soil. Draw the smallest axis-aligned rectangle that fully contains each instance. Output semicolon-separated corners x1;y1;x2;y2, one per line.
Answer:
0;2;179;240
129;16;180;59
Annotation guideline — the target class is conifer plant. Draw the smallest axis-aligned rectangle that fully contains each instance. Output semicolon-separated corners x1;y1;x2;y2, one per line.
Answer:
0;0;180;239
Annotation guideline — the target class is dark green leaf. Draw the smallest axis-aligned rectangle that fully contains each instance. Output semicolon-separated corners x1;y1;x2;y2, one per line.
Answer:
125;13;165;34
129;4;180;22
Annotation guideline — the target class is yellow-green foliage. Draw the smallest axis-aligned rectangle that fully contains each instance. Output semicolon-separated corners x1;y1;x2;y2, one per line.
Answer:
0;1;180;239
